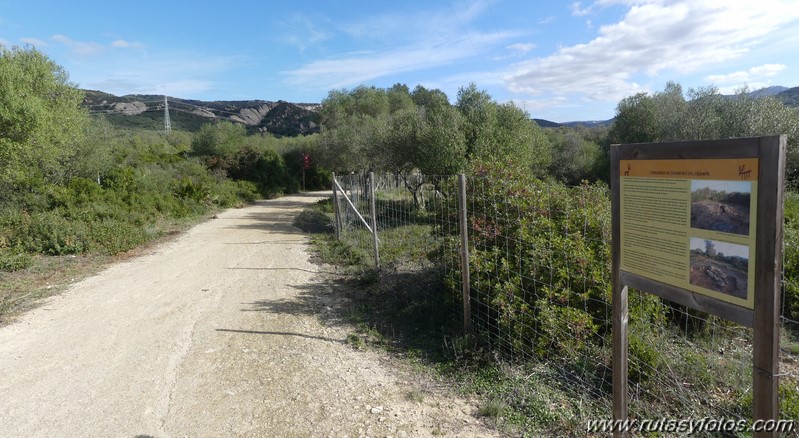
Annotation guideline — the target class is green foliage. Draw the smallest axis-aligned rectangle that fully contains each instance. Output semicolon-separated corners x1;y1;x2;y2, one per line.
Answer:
546;127;604;184
435;160;629;359
455;83;552;174
0;248;33;272
609;82;799;184
783;192;799;321
0;46;88;195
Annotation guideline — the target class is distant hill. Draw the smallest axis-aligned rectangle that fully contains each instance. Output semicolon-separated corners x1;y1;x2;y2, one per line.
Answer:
776;86;799;107
560;119;614;128
534;118;614;128
748;86;788;98
718;85;798;108
533;118;561;128
82;90;321;136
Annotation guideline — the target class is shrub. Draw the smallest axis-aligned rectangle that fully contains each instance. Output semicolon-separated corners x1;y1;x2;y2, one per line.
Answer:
783;192;799;321
0;248;33;271
87;220;152;255
442;160;611;355
436;159;668;361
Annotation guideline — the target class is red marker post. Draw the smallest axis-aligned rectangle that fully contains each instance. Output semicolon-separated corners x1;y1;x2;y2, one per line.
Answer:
302;153;311;191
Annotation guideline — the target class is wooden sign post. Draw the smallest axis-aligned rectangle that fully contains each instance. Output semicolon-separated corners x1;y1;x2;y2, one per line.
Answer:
610;136;786;438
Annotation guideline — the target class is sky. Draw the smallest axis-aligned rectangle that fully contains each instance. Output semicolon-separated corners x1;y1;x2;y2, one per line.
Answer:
2;0;799;122
690;237;748;259
691;180;751;195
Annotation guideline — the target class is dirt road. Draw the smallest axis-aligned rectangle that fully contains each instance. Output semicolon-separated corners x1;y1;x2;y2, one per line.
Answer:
0;193;494;437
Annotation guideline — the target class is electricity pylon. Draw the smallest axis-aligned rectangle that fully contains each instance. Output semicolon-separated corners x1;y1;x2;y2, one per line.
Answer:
164;95;172;133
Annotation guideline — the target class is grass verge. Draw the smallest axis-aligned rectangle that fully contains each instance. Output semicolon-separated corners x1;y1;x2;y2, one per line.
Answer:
0;212;218;326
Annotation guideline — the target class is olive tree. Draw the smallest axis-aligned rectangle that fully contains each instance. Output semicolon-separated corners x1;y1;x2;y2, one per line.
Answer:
0;46;88;195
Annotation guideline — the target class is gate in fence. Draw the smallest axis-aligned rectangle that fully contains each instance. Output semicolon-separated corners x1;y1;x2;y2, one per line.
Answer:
331;172;472;333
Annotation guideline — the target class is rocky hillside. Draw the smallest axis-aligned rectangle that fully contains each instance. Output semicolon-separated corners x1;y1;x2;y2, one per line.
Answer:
83;90;321;136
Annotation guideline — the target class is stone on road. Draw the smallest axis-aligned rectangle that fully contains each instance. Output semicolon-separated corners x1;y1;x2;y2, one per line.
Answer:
0;193;494;437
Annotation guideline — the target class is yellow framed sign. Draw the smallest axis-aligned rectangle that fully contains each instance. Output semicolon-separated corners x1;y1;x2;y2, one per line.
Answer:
619;157;758;309
610;136;786;438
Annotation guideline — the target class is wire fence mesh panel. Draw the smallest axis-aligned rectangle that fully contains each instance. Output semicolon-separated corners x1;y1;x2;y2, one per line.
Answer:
460;171;616;416
334;173;374;263
329;169;799;432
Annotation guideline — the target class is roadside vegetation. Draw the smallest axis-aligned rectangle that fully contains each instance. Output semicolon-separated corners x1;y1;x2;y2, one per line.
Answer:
0;46;327;322
300;82;799;435
4;43;799;436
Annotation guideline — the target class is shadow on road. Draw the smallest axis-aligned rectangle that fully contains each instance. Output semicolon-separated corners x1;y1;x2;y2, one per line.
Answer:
215;328;344;344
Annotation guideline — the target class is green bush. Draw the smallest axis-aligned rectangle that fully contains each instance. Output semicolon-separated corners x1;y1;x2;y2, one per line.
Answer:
437;160;615;358
23;211;89;255
87;220;153;255
0;248;33;271
783;192;799;321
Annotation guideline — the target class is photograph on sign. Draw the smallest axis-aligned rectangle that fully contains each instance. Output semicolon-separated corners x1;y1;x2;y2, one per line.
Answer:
690;180;751;236
689;237;749;299
619;158;757;309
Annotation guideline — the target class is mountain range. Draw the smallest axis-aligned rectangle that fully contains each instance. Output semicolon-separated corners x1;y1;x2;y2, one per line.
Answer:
83;85;799;134
83;90;321;136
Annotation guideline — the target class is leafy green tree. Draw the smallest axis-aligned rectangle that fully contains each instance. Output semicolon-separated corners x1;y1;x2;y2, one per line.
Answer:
416;105;467;176
455;83;551;173
608;92;657;144
493;102;551;174
387;83;415;114
455;83;497;159
0;46;88;196
64;116;116;183
547;127;603;184
411;85;450;110
610;82;799;183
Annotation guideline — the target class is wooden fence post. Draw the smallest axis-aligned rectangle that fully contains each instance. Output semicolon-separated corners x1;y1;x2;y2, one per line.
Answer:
752;135;785;438
610;144;629;438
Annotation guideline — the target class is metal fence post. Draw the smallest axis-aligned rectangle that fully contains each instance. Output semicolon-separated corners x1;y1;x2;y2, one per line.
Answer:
457;174;471;333
332;172;341;240
369;172;380;270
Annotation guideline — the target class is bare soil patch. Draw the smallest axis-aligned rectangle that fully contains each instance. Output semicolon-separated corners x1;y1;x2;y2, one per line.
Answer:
689;253;747;299
690;199;749;235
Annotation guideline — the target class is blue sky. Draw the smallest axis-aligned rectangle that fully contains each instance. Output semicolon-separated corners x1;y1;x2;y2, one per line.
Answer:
2;0;798;122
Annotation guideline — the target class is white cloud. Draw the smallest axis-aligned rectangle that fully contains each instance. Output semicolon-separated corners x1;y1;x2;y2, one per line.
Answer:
571;2;593;16
0;38;9;47
340;0;492;42
282;1;522;90
70;51;244;98
707;64;786;84
111;39;144;49
750;63;786;77
20;37;47;47
511;96;570;112
506;43;536;54
50;34;104;57
539;16;556;25
505;1;799;103
283;30;519;91
279;15;332;51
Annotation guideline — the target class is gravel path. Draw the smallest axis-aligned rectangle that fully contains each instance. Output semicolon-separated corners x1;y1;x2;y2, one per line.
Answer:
0;192;496;437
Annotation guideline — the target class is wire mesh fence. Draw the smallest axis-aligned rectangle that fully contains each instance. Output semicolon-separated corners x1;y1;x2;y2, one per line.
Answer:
331;170;799;432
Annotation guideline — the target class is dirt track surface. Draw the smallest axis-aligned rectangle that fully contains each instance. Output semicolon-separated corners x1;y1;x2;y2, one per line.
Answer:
0;193;495;437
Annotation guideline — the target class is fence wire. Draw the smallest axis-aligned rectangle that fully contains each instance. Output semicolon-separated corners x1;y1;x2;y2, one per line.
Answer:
331;171;799;432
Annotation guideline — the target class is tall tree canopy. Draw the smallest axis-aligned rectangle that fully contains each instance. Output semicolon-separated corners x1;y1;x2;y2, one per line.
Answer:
0;46;88;193
608;82;799;183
